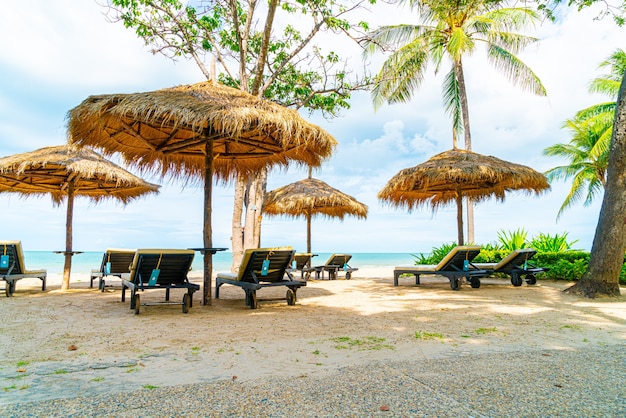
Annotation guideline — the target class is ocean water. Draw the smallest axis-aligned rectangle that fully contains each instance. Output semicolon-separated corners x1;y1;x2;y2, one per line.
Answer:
23;251;420;275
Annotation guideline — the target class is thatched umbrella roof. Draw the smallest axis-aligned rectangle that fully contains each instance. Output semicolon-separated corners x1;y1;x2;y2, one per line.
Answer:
0;145;160;289
67;81;336;180
263;175;368;254
378;148;549;244
67;81;337;305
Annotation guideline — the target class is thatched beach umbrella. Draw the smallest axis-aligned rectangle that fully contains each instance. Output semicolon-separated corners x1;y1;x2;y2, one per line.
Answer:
0;145;160;290
263;171;368;254
67;81;336;305
378;148;550;245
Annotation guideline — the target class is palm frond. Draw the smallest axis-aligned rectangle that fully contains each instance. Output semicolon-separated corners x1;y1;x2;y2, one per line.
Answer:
588;78;622;96
442;67;462;136
574;102;616;120
486;44;546;96
482;8;540;33
484;31;538;54
448;27;475;59
363;24;429;56
371;40;430;109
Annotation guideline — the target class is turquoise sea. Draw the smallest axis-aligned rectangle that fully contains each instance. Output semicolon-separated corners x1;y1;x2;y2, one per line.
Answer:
23;251;419;275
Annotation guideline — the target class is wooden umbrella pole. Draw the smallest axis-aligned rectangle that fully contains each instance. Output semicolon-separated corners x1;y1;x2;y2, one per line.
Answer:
203;138;214;306
306;212;312;254
62;181;74;291
456;187;464;246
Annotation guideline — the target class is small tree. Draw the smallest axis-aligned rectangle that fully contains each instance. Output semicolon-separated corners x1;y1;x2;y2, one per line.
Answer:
544;49;625;218
536;0;625;297
363;0;547;243
104;0;372;271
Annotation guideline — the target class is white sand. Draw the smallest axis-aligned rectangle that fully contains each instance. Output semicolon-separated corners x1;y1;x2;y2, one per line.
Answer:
1;268;625;402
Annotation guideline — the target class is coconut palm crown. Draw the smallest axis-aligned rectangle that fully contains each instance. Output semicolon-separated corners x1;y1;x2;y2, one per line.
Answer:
363;0;546;148
543;48;626;219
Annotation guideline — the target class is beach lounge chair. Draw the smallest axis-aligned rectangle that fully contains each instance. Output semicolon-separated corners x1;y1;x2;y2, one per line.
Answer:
313;254;358;280
288;252;318;280
90;248;136;291
0;240;47;297
215;247;305;309
475;248;548;286
393;245;487;290
121;249;199;314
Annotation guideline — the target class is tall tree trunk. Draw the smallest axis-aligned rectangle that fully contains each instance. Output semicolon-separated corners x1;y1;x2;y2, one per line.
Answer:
253;170;266;247
231;172;265;271
456;58;475;243
203;139;214;306
466;199;474;244
231;177;245;272
564;74;626;298
61;181;74;291
251;0;278;96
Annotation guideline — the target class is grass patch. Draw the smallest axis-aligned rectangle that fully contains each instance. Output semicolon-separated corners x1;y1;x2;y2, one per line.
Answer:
54;369;67;375
474;327;497;335
90;376;105;382
142;384;158;390
3;385;17;392
329;336;394;351
560;324;581;330
414;331;444;341
16;361;29;368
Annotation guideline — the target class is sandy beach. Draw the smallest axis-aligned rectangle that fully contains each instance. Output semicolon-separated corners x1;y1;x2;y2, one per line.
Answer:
1;268;625;416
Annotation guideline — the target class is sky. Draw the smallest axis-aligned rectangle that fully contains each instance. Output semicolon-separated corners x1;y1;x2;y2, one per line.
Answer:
0;1;624;254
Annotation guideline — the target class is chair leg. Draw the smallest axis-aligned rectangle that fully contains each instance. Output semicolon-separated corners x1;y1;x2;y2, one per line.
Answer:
188;289;195;307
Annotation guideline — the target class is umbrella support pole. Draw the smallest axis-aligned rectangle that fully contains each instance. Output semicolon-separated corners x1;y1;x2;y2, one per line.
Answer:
62;183;75;291
456;190;464;246
203;138;214;306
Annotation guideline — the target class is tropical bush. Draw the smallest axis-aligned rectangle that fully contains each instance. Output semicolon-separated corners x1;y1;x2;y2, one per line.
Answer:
413;242;458;265
497;228;529;251
414;233;626;285
530;232;579;252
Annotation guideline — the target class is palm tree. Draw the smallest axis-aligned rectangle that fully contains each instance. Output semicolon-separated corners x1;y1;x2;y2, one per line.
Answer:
543;48;625;218
363;0;546;242
543;119;609;218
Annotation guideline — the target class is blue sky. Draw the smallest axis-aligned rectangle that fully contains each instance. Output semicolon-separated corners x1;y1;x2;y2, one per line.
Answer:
0;1;624;253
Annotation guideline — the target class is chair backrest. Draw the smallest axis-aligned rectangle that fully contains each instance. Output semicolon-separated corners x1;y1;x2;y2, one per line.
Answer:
325;254;352;267
435;245;481;271
293;253;314;269
494;248;537;271
99;249;136;275
0;240;26;275
128;249;195;286
237;247;294;283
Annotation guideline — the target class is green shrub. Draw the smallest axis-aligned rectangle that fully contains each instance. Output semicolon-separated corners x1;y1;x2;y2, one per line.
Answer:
497;228;529;251
530;232;579;252
415;243;626;285
413;242;457;265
